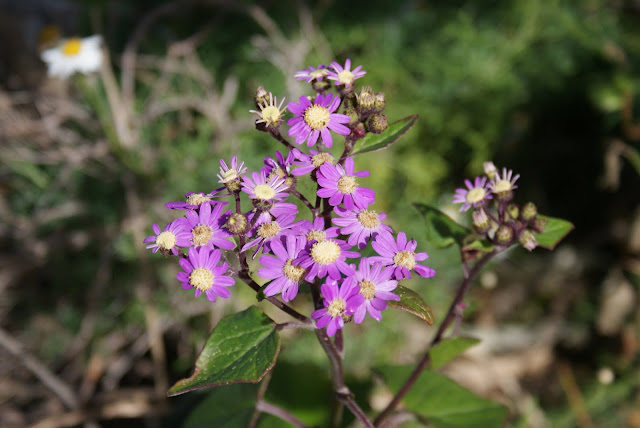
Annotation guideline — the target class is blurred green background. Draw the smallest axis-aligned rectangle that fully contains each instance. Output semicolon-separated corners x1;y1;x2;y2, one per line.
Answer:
1;0;639;427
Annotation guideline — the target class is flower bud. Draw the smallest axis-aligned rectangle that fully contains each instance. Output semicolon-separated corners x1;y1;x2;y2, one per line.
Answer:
343;107;360;126
374;92;386;112
507;204;519;220
483;161;497;180
532;216;547;234
356;86;375;115
254;86;269;108
495;225;514;245
518;230;538;251
472;209;490;233
225;212;248;235
350;122;367;141
367;113;388;134
521;202;537;221
343;92;357;109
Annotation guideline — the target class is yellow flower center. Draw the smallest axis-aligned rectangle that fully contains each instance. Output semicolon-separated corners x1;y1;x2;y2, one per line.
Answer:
267;167;286;182
304;105;331;130
192;225;213;246
260;105;281;125
311;152;334;168
190;267;213;291
156;231;177;250
311;240;341;265
186;193;209;206
283;259;306;282
220;169;239;183
254;183;276;200
466;188;486;204
307;230;326;242
61;38;82;56
337;70;355;85
337;175;358;194
257;221;280;239
493;180;512;193
310;69;328;79
359;279;376;300
357;210;380;229
393;250;416;269
327;298;346;318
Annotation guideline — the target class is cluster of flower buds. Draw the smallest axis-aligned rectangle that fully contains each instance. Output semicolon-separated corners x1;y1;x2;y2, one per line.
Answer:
452;162;546;252
145;60;434;337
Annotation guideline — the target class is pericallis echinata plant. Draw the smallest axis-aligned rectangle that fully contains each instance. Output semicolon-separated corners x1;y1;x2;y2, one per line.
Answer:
144;60;574;427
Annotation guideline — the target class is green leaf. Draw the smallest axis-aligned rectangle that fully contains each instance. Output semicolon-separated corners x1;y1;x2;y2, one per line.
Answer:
534;215;574;250
388;285;434;325
430;337;480;370
377;366;508;428
414;203;470;249
352;114;418;155
168;306;280;396
182;384;259;428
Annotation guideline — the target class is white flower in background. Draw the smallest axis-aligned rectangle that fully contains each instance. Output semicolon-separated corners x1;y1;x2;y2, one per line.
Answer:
41;35;103;79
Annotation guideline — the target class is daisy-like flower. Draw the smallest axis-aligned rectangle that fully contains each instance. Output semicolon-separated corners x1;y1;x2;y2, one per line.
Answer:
452;176;492;212
317;157;375;210
218;156;248;193
296;217;339;243
181;202;235;250
291;149;335;177
241;171;289;205
490;168;520;196
327;59;366;89
370;232;435;280
332;206;392;249
143;220;191;255
296;238;359;281
241;214;298;258
165;190;227;210
312;279;364;337
262;151;296;187
287;93;351;148
345;258;400;323
41;35;102;79
257;235;307;302
294;64;329;83
250;93;287;128
177;246;234;301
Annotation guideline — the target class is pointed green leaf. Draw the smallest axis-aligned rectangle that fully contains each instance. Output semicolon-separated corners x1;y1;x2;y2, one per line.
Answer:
414;203;470;249
388;285;434;325
168;306;280;396
534;215;574;250
183;384;260;428
377;366;508;428
430;337;480;369
352;114;418;155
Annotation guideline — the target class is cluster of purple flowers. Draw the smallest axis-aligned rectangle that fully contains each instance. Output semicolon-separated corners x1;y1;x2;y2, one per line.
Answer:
452;162;545;251
145;59;435;337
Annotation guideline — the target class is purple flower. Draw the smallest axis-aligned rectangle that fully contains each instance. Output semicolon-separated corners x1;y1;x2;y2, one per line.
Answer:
287;93;350;148
370;232;435;280
218;156;247;184
261;150;296;182
490;167;520;194
345;258;399;323
332;206;392;249
296;238;359;281
165;190;227;210
452;176;492;212
297;217;339;243
181;202;235;250
242;171;289;204
327;59;366;88
291;148;335;177
257;235;307;302
143;220;191;255
242;214;298;258
317;157;375;210
294;64;329;83
312;279;364;337
177;246;235;301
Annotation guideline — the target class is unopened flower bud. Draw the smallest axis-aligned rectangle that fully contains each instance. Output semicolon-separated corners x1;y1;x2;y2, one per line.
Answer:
254;86;269;108
518;230;538;251
367;113;388;134
495;225;514;245
472;209;490;233
343;107;360;126
507;204;519;220
374;92;386;112
356;86;375;114
350;122;367;141
521;202;537;221
484;161;497;179
532;216;547;233
225;212;248;235
343;92;357;109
